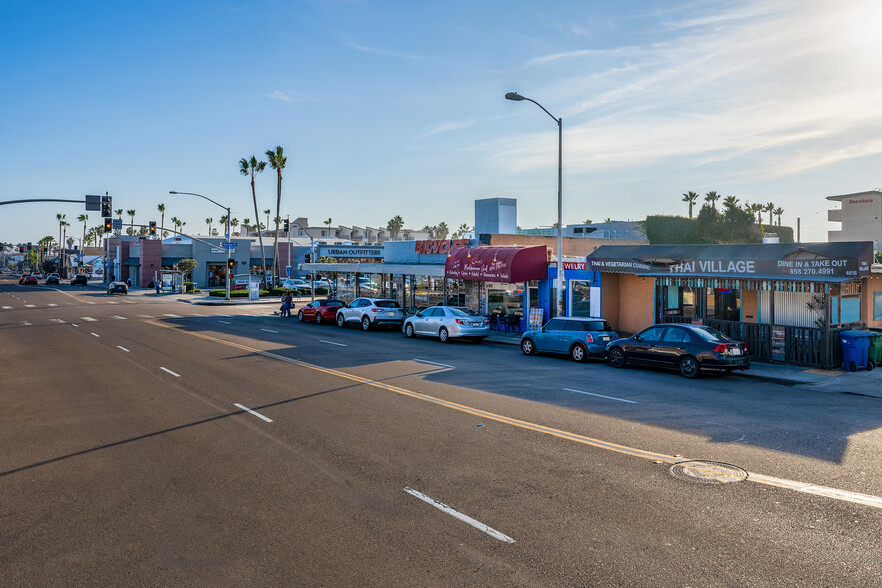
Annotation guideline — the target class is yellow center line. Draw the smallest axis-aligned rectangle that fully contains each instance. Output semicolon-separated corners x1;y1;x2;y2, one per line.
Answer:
147;320;882;510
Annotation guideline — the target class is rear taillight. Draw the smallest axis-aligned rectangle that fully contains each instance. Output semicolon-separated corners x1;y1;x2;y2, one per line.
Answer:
743;344;748;352
371;308;380;312
585;334;594;343
455;318;469;325
713;344;728;353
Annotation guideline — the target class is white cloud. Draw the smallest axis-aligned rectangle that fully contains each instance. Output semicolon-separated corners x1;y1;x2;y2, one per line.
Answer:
268;90;291;102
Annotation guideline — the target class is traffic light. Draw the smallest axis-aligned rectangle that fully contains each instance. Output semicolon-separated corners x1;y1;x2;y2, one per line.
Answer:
149;221;156;236
104;217;112;233
228;258;235;270
304;253;311;263
101;195;112;217
283;219;289;232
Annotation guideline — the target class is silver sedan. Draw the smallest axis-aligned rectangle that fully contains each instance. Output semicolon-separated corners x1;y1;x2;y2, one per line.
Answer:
403;306;490;343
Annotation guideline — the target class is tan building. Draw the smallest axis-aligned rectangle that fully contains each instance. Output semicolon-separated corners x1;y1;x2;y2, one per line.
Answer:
827;190;882;250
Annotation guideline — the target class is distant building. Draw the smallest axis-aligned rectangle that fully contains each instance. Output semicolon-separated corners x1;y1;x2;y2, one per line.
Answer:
827;190;882;249
518;221;647;242
475;197;517;236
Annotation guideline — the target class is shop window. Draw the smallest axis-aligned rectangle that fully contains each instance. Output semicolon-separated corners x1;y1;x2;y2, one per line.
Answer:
840;297;860;324
570;281;592;317
876;291;882;321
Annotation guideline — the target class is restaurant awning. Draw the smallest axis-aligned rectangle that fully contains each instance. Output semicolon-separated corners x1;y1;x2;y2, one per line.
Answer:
444;245;548;282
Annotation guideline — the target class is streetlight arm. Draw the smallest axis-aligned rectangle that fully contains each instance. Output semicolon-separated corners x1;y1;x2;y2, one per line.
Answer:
506;92;560;124
169;190;228;213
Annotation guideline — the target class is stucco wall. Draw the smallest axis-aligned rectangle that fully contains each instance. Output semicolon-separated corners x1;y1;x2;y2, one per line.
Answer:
599;273;655;334
487;234;647;258
863;276;882;328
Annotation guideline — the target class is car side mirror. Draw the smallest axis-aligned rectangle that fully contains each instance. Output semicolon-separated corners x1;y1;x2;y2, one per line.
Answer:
632;335;641;342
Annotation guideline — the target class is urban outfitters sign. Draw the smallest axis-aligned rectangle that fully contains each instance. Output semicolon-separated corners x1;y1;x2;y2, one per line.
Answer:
318;246;383;258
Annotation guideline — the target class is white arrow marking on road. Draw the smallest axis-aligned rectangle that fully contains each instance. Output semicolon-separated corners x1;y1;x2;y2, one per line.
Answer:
51;318;65;323
404;487;515;543
160;367;180;377
260;328;279;334
320;340;347;347
563;387;637;404
23;322;32;326
71;324;79;327
413;359;455;369
233;403;273;423
117;346;130;352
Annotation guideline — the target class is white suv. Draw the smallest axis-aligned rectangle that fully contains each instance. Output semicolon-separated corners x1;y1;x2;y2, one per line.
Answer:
336;298;404;330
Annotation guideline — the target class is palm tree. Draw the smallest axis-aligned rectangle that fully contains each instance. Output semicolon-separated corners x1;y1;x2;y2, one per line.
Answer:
722;195;739;209
157;203;167;238
682;191;700;218
56;213;66;270
219;214;228;236
750;203;764;224
764;202;775;225
61;221;69;276
421;225;436;239
230;218;239;235
266;145;287;287
77;214;89;251
704;191;720;211
386;215;403;240
773;207;784;225
240;155;268;288
452;223;471;239
206;218;213;235
324;218;333;236
242;219;251;235
126;209;136;233
263;209;271;236
115;208;124;236
170;216;181;235
435;221;449;240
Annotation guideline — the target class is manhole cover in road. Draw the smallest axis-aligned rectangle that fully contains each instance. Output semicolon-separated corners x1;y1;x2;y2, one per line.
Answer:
669;460;748;484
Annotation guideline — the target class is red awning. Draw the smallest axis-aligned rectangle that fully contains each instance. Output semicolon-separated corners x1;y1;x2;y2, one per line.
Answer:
444;246;548;282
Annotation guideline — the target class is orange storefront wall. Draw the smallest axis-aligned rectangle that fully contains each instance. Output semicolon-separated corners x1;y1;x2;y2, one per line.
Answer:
600;273;655;335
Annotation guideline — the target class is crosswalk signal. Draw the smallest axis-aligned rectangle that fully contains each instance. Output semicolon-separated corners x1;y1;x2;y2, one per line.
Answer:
228;258;235;270
149;221;156;236
104;217;112;233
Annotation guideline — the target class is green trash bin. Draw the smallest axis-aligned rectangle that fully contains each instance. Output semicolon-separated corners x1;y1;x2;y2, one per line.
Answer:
868;331;882;368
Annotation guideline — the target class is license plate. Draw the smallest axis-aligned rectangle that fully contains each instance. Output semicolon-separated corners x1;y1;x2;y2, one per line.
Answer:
472;322;481;327
387;312;394;317
601;336;609;341
731;348;742;355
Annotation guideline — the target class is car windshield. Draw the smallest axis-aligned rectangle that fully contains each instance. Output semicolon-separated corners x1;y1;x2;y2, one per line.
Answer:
451;307;481;317
374;300;401;308
690;326;734;343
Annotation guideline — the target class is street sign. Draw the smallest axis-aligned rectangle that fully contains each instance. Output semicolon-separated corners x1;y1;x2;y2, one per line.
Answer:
220;242;237;250
112;218;123;230
85;195;101;211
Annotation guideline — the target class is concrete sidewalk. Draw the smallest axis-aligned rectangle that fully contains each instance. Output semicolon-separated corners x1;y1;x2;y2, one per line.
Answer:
483;330;882;399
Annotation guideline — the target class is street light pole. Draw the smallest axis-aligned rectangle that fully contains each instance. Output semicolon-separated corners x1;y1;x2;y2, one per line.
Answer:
290;219;315;301
506;91;565;317
169;191;232;301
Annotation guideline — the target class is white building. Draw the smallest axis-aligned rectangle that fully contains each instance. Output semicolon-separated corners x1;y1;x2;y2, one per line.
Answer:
827;190;882;249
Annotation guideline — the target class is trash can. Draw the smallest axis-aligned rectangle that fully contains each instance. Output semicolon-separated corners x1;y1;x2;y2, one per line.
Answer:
840;330;874;372
868;331;882;369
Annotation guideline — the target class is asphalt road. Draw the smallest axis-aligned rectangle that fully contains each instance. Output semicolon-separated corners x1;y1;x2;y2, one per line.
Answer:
2;279;882;586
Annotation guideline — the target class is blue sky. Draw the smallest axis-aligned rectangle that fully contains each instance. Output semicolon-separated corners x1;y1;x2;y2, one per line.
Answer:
2;0;880;245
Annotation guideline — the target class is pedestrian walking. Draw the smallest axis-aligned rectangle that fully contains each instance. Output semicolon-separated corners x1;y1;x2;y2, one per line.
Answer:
155;281;161;295
280;291;293;317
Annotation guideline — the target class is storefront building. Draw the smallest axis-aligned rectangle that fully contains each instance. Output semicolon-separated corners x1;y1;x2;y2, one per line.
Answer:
587;242;876;368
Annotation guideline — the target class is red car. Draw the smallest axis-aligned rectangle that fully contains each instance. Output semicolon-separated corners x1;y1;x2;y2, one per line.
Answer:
297;299;345;325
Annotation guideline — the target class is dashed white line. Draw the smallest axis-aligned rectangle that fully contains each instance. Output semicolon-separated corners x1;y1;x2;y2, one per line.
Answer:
233;403;273;423
404;487;515;543
23;322;32;326
24;304;35;308
320;340;347;347
163;313;181;318
117;346;130;352
413;359;455;369
51;318;65;323
563;387;637;404
260;328;279;334
86;301;95;305
48;303;57;307
71;324;79;328
160;367;180;377
218;320;231;325
112;315;127;320
81;317;97;322
91;332;100;338
108;301;118;304
2;306;11;310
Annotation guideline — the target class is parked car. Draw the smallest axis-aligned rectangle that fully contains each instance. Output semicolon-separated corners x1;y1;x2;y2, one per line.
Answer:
18;273;31;284
403;306;490;343
298;299;345;324
281;278;312;292
107;281;128;295
336;298;404;330
70;274;89;286
520;317;618;362
45;273;60;285
22;274;38;285
606;323;750;378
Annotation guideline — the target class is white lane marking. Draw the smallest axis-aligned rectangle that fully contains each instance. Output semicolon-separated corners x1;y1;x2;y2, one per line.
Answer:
81;317;97;322
91;332;100;337
48;303;57;307
403;487;515;544
117;346;130;352
51;318;66;323
112;315;127;320
320;340;347;347
413;359;455;369
2;306;11;310
218;320;231;325
24;304;35;308
260;328;279;334
137;314;153;318
71;324;79;327
23;322;32;326
86;301;95;305
233;403;273;423
123;300;136;304
748;473;882;509
163;313;181;318
160;367;180;377
563;387;637;404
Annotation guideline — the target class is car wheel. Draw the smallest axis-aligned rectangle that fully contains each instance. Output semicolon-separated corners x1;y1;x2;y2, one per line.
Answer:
521;338;536;356
315;313;323;325
679;356;700;379
337;314;345;328
868;360;876;371
361;316;371;331
608;347;626;368
297;310;304;322
570;344;587;363
439;327;449;343
404;323;415;338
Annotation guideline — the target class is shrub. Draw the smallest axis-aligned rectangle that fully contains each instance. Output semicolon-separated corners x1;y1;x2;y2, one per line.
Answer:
208;289;272;298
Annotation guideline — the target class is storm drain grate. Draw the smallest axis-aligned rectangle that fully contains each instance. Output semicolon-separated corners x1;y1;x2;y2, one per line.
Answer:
669;460;748;484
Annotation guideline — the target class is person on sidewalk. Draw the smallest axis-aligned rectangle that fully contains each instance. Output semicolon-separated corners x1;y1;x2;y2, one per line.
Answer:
280;291;293;318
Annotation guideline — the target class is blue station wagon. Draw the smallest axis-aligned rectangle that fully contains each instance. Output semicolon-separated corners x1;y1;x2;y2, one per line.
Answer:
520;317;618;362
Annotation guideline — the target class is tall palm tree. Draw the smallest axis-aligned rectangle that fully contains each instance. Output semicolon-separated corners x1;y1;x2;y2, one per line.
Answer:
266;145;287;287
764;202;775;225
231;218;239;235
219;214;229;236
60;221;69;276
242;219;251;235
206;218;213;235
722;195;739;209
56;213;66;270
773;207;784;225
704;191;720;211
77;213;89;251
170;216;181;234
324;218;333;236
114;208;124;236
751;203;764;224
386;215;403;240
157;203;167;238
126;209;136;233
682;191;699;218
240;155;268;288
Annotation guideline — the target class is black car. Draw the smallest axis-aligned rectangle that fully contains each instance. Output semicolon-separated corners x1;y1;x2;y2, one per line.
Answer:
606;323;750;378
107;281;128;295
46;273;60;284
70;274;89;286
22;275;38;285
